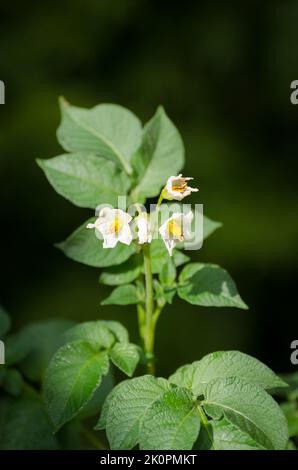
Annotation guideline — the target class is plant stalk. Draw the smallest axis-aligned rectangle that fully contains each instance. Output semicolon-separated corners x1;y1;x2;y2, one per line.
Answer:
197;404;215;450
142;243;155;374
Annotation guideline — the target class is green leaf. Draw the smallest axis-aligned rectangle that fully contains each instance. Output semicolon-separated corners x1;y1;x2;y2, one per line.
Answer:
101;284;140;306
159;258;176;286
210;419;265;450
4;319;74;377
131;107;184;199
203;376;288;450
2;369;24;397
203;215;222;240
103;375;171;449
109;343;139;377
172;250;190;267
179;210;222;250
98;320;129;343
5;332;32;366
0;305;11;338
153;279;176;306
44;340;109;431
57;99;142;175
37;154;130;209
163;286;177;304
150;239;189;274
19;319;75;382
139;387;200;450
99;254;142;286
273;372;298;400
178;263;248;309
169;351;287;397
57;218;136;268
65;321;115;351
77;370;115;420
0;395;58;450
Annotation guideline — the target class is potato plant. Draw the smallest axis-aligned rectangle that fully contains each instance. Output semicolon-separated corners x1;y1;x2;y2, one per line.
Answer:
0;100;292;450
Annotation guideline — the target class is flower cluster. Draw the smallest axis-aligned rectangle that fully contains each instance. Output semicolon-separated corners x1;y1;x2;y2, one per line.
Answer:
87;175;198;256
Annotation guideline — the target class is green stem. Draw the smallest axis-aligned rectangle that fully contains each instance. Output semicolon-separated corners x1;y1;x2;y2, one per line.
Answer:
151;189;164;237
153;304;164;327
142;243;155;375
157;191;164;208
197;404;215;450
137;303;146;343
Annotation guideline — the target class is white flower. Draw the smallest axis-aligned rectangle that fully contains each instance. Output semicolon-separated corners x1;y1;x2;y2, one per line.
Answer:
163;174;198;201
134;212;152;244
159;211;193;256
87;207;132;248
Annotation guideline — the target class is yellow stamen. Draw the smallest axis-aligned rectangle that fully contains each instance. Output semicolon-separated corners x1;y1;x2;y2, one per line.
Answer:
172;181;187;192
167;219;183;239
109;216;122;234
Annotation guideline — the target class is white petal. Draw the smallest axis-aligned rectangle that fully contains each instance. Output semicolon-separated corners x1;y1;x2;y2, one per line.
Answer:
159;220;169;238
87;217;108;231
114;209;132;224
166;175;177;192
118;224;133;246
136;215;152;244
123;212;133;224
163;238;177;256
183;211;194;239
99;207;115;218
103;234;118;248
180;189;191;199
172;191;184;201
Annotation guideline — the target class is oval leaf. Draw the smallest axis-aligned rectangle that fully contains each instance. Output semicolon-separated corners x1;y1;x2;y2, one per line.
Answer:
131;107;184;199
109;343;140;377
104;375;171;449
64;321;115;351
97;321;129;344
44;340;109;431
57;218;136;268
203;376;288;450
210;418;265;450
169;351;287;396
178;263;248;309
37;154;130;209
99;255;142;286
101;284;140;306
203;215;222;240
140;387;200;450
57;100;142;174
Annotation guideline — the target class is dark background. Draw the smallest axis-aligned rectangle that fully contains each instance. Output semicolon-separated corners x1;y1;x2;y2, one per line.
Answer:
1;0;298;377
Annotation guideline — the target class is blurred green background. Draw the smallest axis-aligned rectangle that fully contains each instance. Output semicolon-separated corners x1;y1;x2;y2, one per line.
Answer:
1;0;298;377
